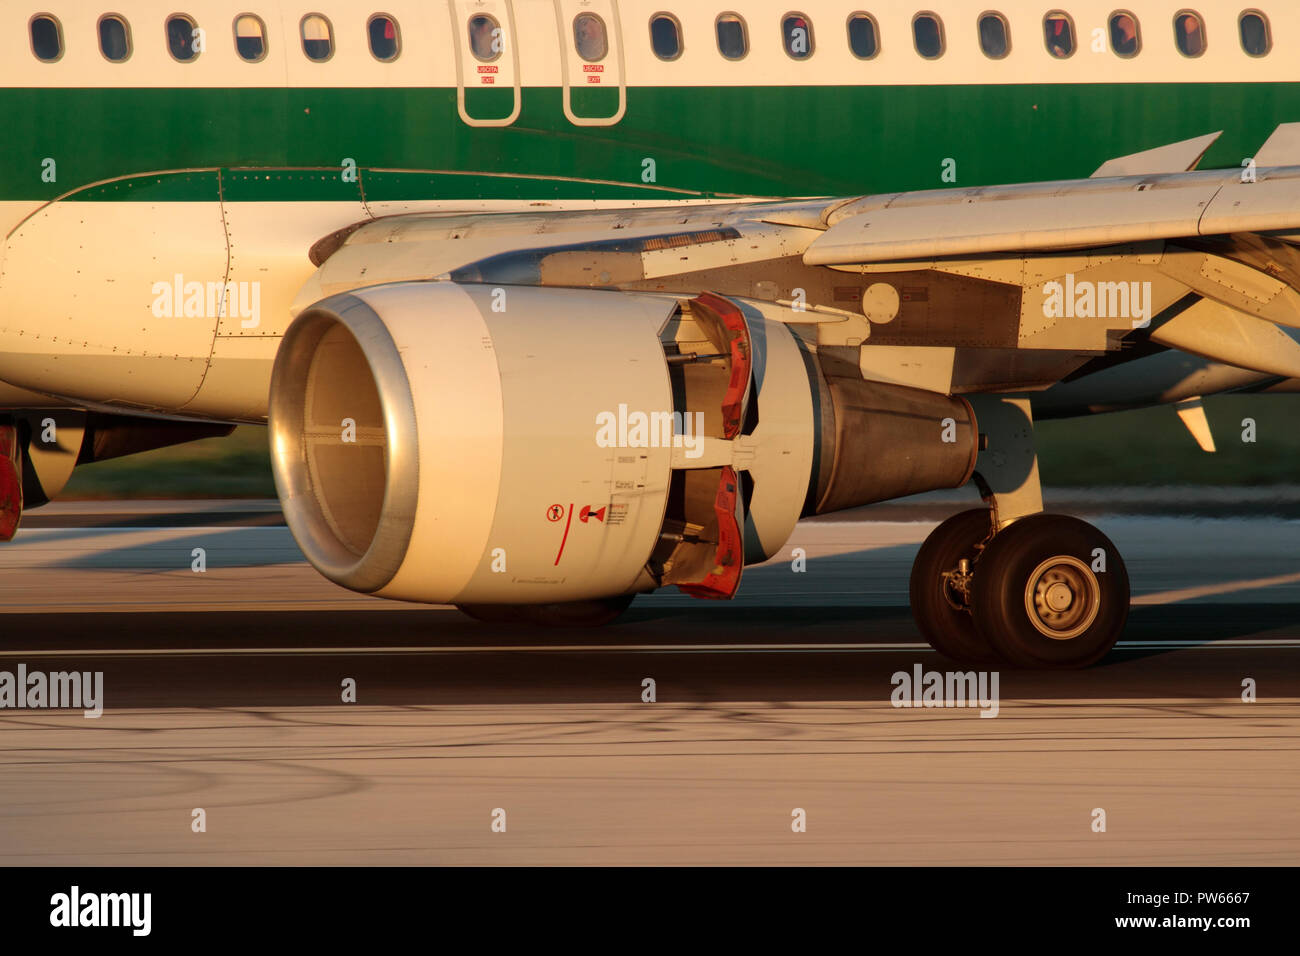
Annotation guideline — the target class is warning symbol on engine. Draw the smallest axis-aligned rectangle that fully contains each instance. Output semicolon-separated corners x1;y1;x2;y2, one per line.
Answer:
579;505;606;524
546;504;565;522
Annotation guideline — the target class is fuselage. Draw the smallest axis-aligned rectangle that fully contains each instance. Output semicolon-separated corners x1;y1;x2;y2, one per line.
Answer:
2;1;1297;213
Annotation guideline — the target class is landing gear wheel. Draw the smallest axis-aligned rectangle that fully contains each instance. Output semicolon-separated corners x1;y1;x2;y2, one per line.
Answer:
909;508;1001;665
456;594;634;628
971;514;1128;669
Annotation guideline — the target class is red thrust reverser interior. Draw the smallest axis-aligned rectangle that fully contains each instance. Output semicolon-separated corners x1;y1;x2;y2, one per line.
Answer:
676;465;744;600
690;291;752;440
0;424;20;542
649;292;755;600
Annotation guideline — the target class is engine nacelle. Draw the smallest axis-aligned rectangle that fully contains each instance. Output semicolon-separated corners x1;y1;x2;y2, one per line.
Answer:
268;282;977;606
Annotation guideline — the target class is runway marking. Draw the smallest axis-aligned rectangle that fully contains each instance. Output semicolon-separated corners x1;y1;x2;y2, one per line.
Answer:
0;642;927;657
0;640;1298;658
1134;571;1300;605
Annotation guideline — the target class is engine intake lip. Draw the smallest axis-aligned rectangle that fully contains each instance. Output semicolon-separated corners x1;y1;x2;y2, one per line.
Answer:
269;293;419;593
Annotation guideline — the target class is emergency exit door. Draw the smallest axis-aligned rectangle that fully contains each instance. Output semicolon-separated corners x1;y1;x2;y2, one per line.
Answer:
553;0;626;126
451;0;521;126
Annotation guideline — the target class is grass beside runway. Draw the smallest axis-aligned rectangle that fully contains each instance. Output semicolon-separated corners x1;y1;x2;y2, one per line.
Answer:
1035;393;1300;487
54;393;1300;499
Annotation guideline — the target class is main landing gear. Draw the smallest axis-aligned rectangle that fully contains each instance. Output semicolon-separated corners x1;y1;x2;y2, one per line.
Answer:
909;396;1130;669
909;508;1129;669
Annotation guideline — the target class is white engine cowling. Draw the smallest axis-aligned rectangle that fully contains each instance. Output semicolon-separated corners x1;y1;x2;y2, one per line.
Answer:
269;281;978;608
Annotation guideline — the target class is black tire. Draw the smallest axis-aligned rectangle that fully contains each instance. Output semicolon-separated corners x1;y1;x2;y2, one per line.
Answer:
971;514;1129;669
908;508;1001;665
456;594;634;628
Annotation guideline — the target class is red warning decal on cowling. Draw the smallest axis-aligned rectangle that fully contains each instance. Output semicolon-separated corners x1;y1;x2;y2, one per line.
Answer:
552;503;574;565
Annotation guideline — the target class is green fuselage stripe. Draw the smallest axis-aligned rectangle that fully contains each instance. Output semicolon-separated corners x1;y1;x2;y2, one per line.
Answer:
4;83;1298;202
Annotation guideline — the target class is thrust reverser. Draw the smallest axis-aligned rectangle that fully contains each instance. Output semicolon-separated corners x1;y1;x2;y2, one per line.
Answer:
268;283;977;607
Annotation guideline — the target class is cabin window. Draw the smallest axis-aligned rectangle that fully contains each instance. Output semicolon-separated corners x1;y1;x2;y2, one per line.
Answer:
912;12;944;59
716;13;747;59
573;12;608;62
782;13;814;59
368;14;400;61
650;14;682;60
468;15;502;61
1109;11;1141;57
1239;10;1271;56
234;14;266;61
300;14;333;61
30;14;63;62
98;14;131;62
847;13;878;59
1173;11;1206;56
1043;11;1075;58
978;12;1010;58
166;14;199;62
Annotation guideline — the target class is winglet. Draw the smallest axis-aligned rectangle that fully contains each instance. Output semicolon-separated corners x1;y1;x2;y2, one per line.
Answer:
1253;123;1300;167
1091;131;1222;178
1174;397;1217;453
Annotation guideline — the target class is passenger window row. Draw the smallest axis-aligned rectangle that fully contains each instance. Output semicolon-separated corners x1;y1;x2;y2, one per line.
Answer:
684;9;1273;62
28;12;402;64
26;8;1275;66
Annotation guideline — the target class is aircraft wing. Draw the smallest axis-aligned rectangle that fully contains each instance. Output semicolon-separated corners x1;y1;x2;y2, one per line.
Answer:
805;125;1300;267
803;168;1300;266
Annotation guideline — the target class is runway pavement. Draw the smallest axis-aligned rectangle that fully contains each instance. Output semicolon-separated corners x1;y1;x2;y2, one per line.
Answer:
0;497;1297;864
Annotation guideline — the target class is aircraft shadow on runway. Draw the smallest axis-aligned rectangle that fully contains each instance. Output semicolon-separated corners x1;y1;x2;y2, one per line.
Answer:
2;533;1297;708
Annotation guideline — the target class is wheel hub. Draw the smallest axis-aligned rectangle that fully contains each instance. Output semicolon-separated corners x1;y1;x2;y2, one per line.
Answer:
1024;556;1100;640
1044;582;1073;612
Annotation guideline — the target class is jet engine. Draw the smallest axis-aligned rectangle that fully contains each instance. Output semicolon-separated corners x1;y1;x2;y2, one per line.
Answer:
268;282;977;609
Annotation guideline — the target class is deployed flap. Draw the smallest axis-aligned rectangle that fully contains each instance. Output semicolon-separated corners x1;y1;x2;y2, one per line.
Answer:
1157;248;1300;329
1254;122;1300;167
1150;297;1300;377
1174;397;1216;453
1091;131;1221;178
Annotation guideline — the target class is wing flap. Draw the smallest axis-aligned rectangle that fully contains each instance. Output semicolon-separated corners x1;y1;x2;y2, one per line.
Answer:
1173;397;1217;453
1150;298;1300;377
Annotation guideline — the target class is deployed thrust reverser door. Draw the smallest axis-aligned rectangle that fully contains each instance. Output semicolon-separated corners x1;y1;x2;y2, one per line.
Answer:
450;0;522;127
649;292;755;600
553;0;626;126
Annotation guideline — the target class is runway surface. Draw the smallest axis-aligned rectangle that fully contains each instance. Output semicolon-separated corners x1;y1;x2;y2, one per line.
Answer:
0;497;1297;864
